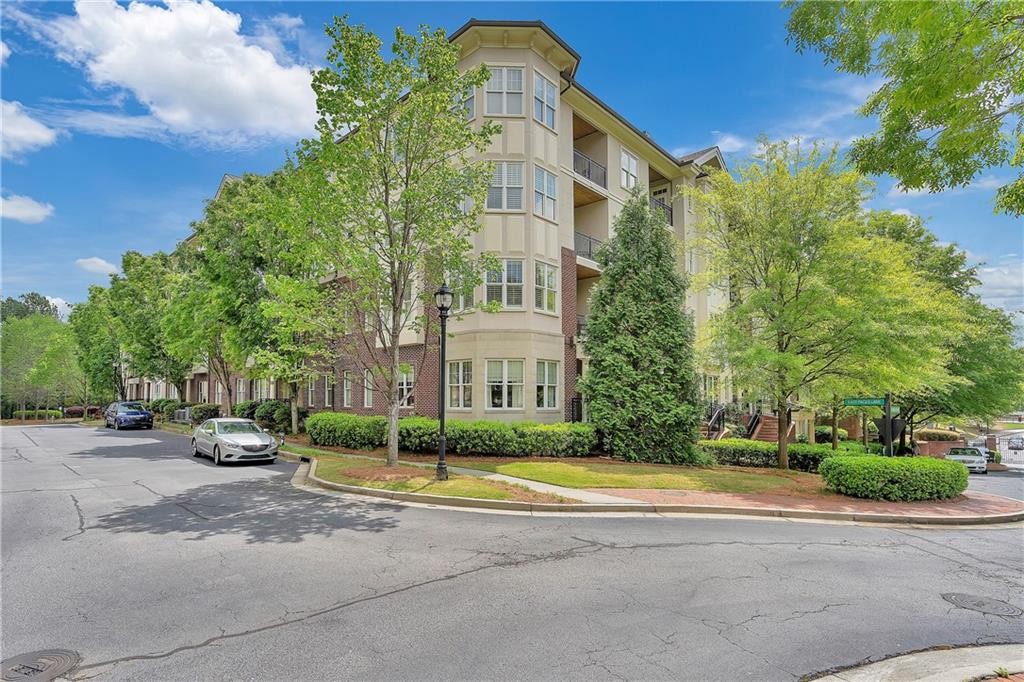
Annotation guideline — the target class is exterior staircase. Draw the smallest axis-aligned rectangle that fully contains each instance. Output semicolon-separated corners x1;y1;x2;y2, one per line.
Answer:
751;415;796;443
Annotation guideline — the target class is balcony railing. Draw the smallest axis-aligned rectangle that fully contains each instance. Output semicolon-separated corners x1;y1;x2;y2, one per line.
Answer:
574;231;603;261
573;149;607;188
650;197;673;225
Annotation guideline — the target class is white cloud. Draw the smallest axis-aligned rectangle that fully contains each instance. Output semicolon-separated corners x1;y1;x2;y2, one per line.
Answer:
9;0;317;148
1;41;10;66
710;131;752;154
45;295;71;320
890;208;914;217
885;175;1010;201
1;100;60;159
886;183;930;199
0;193;55;223
975;261;1024;312
75;256;118;275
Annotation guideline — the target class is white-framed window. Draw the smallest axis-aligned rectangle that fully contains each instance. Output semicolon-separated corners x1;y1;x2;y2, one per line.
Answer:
450;278;474;313
536;360;559;409
461;86;475;120
533;71;556;128
236;378;245;402
342;371;351;408
485;67;523;115
487;161;523;210
364;369;374;408
486;259;524;308
306;377;315;406
534;261;559;313
198;380;208;403
448;360;472;409
621;149;639;189
398;369;414;407
486;360;524;409
534;166;557;220
324;374;335;407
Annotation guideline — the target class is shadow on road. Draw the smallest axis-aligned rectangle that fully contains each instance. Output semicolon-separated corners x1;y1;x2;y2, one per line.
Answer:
92;472;402;543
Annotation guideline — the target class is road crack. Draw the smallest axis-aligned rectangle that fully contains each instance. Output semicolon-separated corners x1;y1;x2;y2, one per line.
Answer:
62;494;87;541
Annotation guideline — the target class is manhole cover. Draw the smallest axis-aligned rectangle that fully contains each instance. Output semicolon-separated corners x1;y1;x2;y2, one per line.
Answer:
942;593;1023;617
1;650;80;681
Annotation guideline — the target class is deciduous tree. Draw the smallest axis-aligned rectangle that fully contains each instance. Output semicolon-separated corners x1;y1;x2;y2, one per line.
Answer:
786;1;1024;215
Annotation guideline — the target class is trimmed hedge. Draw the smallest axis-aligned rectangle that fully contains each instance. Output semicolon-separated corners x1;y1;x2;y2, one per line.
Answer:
250;400;308;433
65;405;101;418
819;455;968;501
305;413;598;457
307;412;387;449
814;425;849;442
699;438;866;473
13;409;62;420
190;403;221;423
916;428;961;442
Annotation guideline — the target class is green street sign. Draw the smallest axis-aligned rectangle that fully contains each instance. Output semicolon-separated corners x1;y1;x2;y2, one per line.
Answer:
843;397;886;407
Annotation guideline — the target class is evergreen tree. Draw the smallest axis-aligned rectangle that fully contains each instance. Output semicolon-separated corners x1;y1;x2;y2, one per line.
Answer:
578;188;702;464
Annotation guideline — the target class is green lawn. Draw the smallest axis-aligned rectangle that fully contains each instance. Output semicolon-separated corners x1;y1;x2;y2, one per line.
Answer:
994;421;1024;431
311;453;567;502
459;459;824;494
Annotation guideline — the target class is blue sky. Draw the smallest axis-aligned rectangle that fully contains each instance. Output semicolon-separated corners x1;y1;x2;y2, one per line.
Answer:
2;1;1020;321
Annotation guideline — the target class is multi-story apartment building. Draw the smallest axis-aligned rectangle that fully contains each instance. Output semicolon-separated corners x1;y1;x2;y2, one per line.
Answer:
140;19;739;429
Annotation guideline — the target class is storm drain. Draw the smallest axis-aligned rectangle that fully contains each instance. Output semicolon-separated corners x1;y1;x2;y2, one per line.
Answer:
1;650;80;681
942;593;1023;617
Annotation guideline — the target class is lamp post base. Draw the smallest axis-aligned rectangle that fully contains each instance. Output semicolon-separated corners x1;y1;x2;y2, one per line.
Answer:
436;435;448;480
436;463;448;481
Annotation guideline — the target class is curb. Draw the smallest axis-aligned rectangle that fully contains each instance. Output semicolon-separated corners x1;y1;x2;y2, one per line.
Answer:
806;643;1024;681
285;449;1024;524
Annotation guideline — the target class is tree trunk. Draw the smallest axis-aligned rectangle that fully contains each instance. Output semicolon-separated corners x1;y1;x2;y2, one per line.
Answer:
387;340;401;467
175;382;187;403
862;413;868;448
289;381;299;434
777;397;789;470
831;404;839;451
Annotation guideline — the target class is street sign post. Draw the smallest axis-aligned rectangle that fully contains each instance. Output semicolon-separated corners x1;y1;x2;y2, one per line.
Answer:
846;395;899;455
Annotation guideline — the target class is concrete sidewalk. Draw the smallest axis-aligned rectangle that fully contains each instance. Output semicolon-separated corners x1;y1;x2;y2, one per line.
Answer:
447;464;634;504
813;643;1023;681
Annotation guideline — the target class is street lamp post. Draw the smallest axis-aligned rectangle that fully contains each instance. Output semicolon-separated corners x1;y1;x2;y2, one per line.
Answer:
433;284;454;481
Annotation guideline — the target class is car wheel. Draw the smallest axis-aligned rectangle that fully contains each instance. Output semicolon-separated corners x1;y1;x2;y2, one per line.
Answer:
191;439;201;457
113;420;119;430
214;446;222;466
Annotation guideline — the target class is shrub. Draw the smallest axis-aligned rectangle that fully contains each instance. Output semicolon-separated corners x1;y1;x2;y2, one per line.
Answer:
517;422;598;457
150;398;172;415
64;406;85;418
995;452;1002;464
13;409;62;420
306;412;387;449
160;400;182;421
700;438;864;473
233;400;259;420
866;442;884;455
249;400;307;433
814;425;848;442
819;455;968;501
916;428;961;442
190;403;221;423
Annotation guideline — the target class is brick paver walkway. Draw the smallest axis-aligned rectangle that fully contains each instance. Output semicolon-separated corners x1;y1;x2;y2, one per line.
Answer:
585;488;1024;518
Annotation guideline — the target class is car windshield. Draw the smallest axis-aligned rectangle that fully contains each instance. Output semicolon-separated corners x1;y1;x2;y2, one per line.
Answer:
218;422;262;435
948;449;978;457
119;403;145;413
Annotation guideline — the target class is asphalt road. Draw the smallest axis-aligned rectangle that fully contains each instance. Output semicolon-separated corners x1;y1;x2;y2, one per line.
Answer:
2;424;1022;681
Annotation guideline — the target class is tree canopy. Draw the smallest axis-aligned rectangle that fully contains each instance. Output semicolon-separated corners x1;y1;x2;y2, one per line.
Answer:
786;0;1024;215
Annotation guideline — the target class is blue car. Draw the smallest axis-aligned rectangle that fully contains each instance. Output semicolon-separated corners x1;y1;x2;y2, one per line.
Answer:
104;401;154;430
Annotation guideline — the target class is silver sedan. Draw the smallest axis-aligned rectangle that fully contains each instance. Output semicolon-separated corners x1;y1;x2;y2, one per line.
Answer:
191;418;279;465
945;447;988;474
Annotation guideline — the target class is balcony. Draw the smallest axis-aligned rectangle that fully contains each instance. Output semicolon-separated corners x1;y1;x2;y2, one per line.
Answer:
573;149;607;189
574;231;603;262
650;197;673;225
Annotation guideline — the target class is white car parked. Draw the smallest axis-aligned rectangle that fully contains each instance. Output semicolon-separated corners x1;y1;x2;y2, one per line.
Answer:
945;447;988;474
191;418;279;465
